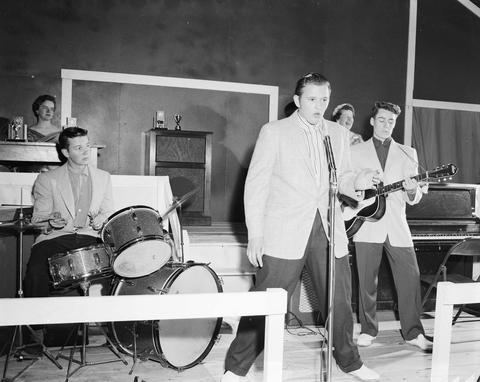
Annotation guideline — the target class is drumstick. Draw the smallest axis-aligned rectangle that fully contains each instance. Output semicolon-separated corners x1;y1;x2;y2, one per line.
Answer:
88;212;103;230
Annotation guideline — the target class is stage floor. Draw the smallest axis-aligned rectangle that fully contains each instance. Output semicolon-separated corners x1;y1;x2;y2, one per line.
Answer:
2;312;480;382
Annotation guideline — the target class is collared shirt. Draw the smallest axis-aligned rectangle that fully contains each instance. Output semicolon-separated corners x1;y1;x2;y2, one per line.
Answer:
373;136;392;170
67;164;92;228
296;111;327;186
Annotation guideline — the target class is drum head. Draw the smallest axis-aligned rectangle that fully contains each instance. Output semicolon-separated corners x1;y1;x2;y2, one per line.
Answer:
155;265;223;369
104;205;159;223
113;239;171;278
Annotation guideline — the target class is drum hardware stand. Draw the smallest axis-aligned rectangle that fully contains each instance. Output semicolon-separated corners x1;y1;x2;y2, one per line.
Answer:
55;280;128;381
2;198;63;382
128;321;139;375
322;135;338;382
178;205;185;263
126;321;159;376
161;188;198;264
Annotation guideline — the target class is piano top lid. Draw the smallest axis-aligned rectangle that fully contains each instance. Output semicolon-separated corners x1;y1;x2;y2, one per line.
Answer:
406;182;480;221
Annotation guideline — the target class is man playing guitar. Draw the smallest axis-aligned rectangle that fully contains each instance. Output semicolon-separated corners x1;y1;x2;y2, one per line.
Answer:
350;101;432;351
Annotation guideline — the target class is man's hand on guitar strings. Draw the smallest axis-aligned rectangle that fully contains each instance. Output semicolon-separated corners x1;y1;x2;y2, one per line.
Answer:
402;174;418;194
354;169;383;190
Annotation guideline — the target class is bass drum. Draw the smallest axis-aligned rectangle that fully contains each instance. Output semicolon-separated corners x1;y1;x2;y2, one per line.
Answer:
109;263;223;370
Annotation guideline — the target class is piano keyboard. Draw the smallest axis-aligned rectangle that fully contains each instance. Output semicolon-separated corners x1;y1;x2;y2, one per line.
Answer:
412;232;480;241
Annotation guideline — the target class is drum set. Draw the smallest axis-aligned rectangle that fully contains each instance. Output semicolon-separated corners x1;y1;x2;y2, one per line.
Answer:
49;201;223;374
2;191;223;381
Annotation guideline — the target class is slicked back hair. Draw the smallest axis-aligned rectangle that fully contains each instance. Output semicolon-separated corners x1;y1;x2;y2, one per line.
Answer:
294;72;331;97
58;127;88;151
370;101;401;119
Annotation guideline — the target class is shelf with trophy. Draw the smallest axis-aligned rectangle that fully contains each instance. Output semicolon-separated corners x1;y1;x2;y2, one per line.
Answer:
144;112;212;226
0;116;104;170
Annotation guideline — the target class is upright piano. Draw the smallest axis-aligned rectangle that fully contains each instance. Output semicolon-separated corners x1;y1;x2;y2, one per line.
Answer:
407;183;480;243
407;183;480;310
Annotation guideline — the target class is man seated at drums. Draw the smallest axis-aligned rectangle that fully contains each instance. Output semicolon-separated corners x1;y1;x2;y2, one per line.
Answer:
24;127;113;338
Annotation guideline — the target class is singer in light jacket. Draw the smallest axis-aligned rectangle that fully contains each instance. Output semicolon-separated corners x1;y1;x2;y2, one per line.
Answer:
222;73;380;382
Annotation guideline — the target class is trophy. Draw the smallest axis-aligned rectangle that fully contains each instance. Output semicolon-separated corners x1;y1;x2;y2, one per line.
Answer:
66;117;77;128
174;114;182;131
7;116;26;141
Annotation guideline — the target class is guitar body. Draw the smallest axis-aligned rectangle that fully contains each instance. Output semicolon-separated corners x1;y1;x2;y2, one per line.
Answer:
342;163;457;239
344;195;386;238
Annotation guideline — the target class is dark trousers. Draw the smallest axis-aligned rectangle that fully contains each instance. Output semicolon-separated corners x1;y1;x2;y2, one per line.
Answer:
355;237;424;341
24;234;101;298
225;213;362;376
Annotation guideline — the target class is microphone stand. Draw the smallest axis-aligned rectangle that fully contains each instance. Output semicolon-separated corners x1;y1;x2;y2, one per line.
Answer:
323;135;338;382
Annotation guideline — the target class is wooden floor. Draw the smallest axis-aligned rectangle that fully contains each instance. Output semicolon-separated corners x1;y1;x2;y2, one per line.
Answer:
2;311;480;382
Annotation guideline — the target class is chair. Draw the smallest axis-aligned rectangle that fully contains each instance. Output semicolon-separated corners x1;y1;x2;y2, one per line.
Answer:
421;237;480;324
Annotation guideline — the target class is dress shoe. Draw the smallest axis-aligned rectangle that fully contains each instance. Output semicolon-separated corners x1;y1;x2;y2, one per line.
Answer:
348;365;380;381
406;333;433;351
221;370;247;381
357;333;376;347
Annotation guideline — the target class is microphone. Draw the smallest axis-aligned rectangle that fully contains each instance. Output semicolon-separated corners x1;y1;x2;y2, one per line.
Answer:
324;135;337;172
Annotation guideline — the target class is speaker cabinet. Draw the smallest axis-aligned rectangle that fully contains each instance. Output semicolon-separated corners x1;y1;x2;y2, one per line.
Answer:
145;129;212;225
287;269;322;326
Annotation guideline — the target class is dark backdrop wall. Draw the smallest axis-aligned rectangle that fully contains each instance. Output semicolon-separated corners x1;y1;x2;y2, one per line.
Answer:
415;0;480;104
0;0;431;223
412;0;480;183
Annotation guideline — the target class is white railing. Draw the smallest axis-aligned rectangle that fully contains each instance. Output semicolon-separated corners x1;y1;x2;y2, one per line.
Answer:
0;288;287;382
431;282;480;382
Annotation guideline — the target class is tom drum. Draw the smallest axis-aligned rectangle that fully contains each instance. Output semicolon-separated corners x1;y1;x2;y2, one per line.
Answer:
101;205;172;278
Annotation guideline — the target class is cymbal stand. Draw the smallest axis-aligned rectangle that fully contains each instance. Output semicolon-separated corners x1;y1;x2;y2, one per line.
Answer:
2;200;62;382
55;280;128;381
178;205;185;263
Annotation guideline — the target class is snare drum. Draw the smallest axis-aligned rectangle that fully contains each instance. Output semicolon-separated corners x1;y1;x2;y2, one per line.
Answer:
101;206;172;278
109;263;223;370
48;243;113;288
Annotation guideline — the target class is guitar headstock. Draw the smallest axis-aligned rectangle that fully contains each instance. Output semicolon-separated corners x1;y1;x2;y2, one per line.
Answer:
427;163;458;182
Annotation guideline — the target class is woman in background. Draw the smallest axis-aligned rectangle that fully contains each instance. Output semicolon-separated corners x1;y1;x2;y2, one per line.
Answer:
28;94;60;142
332;103;363;145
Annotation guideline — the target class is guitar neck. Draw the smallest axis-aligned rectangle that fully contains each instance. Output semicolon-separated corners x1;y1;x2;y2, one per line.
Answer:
374;172;427;196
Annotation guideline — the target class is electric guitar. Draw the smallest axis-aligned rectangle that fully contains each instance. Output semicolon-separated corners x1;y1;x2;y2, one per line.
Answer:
342;163;458;238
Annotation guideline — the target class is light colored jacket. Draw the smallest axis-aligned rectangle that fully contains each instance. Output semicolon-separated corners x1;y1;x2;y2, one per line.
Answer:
32;163;114;245
244;113;359;259
350;138;422;246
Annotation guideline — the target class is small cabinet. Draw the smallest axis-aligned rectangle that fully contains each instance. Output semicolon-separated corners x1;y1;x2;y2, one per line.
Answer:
145;129;212;225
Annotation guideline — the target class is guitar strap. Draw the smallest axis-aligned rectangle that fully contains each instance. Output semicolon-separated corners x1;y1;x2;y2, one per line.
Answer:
396;144;427;174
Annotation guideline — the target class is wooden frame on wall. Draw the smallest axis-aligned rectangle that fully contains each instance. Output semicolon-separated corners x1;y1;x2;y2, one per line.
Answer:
60;68;279;128
404;0;480;145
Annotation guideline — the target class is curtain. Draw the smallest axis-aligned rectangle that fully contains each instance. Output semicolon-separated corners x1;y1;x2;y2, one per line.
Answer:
412;107;480;184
